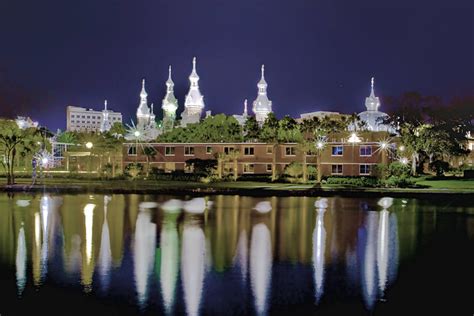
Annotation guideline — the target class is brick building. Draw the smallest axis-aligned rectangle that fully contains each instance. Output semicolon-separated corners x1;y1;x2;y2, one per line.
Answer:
122;132;393;177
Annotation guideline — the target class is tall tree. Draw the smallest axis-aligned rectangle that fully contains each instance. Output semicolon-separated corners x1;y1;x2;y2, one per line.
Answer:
260;113;280;181
0;119;42;184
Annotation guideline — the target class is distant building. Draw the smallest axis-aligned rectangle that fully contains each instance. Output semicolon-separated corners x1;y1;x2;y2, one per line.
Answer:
252;65;273;124
352;77;394;132
180;57;205;126
161;66;179;132
67;105;122;132
297;111;346;123
15;116;39;129
233;99;249;126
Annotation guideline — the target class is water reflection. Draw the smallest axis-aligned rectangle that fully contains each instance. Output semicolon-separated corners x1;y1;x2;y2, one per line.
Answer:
1;194;469;314
313;200;327;304
133;205;157;308
181;216;206;316
250;221;272;315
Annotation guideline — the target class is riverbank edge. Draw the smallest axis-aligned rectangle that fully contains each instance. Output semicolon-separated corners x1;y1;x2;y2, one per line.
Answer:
2;184;474;199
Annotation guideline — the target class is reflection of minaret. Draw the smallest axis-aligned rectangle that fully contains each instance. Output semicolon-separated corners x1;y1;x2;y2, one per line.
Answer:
133;208;157;309
312;208;327;304
181;218;206;316
160;213;180;315
233;229;248;284
82;203;96;293
39;195;52;284
250;223;272;315
376;197;399;298
360;211;378;311
33;211;42;286
98;196;112;293
16;222;27;296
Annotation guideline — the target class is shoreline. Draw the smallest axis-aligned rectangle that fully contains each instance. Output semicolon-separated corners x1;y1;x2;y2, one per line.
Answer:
2;183;474;199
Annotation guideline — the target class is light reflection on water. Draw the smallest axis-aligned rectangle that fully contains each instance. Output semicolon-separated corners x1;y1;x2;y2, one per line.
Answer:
0;193;472;315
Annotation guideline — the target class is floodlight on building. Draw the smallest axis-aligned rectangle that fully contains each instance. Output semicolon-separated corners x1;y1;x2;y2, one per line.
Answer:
134;131;141;138
348;132;361;143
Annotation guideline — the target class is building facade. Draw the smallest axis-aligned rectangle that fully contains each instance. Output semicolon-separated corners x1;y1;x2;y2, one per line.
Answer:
67;105;122;132
122;132;392;177
180;57;205;126
252;65;273;124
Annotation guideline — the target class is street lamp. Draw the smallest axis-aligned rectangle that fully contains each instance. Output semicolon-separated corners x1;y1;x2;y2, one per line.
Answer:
85;142;93;174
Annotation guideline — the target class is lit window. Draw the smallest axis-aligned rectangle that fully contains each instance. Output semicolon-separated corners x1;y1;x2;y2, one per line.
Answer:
266;146;273;154
224;146;234;154
184;146;194;156
331;164;343;174
243;163;255;173
360;146;372;156
331;146;343;156
206;146;212;154
244;147;255;156
266;164;272;172
165;146;175;156
285;147;296;156
128;146;137;156
360;164;371;175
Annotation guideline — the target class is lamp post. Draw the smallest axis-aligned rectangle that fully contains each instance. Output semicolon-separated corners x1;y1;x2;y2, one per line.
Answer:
134;131;140;163
85;142;93;174
315;138;326;184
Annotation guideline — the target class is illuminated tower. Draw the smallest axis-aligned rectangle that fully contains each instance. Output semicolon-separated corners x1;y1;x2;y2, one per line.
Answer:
136;79;152;129
162;65;179;132
180;57;205;126
100;100;112;132
252;65;273;124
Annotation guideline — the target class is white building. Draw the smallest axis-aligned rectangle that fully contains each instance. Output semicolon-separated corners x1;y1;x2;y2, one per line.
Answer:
180;57;205;126
353;78;394;132
298;111;342;122
67;105;122;132
15;116;39;129
253;65;273;124
162;65;179;132
99;100;113;132
233;99;249;126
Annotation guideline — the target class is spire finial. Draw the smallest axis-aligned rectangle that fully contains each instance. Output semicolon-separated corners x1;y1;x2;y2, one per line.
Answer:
151;103;154;113
104;99;107;110
168;65;172;80
142;78;145;89
193;57;196;71
244;99;248;115
261;64;265;79
370;77;375;96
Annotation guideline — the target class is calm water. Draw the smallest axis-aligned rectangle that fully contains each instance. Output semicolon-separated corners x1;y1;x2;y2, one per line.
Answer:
0;193;472;315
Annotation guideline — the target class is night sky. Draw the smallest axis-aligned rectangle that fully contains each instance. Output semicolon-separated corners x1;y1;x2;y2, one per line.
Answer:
0;0;473;130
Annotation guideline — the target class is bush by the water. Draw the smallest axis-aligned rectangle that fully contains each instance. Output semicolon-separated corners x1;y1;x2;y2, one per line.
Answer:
325;176;379;187
384;175;415;188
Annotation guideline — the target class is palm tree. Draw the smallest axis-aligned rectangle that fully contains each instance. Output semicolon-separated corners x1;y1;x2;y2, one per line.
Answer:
143;146;157;177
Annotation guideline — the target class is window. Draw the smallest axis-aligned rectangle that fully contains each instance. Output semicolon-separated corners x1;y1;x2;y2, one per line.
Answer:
206;146;213;154
184;146;195;156
331;146;343;156
331;164;343;174
360;164;371;175
285;147;296;156
243;163;255;173
165;146;175;156
360;146;372;156
128;146;137;156
244;147;255;156
266;146;273;154
224;146;234;154
266;164;272;172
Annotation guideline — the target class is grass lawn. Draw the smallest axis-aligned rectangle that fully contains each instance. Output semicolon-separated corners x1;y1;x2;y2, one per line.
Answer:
1;176;473;194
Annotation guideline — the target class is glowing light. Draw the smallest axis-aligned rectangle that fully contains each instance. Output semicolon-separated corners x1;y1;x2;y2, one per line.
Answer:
380;142;388;149
316;142;324;149
399;145;405;152
400;157;408;165
348;132;361;143
83;203;95;264
85;142;93;149
41;157;49;166
134;130;141;137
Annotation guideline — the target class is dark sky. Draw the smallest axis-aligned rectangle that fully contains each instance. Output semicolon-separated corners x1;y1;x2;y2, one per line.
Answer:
0;0;473;130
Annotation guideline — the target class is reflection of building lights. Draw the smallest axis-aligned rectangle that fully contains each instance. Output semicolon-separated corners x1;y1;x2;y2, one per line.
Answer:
348;132;361;143
85;142;93;149
83;203;95;264
400;157;408;165
377;197;393;209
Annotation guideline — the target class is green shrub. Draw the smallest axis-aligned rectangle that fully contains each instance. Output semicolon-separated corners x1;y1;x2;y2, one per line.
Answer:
325;176;379;187
124;163;143;179
388;161;411;177
429;160;450;176
384;175;414;188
